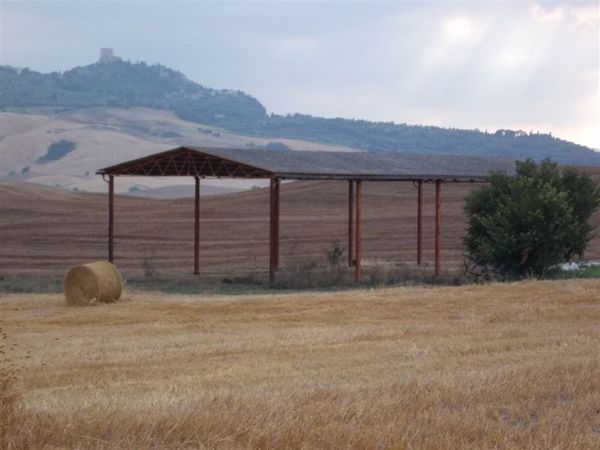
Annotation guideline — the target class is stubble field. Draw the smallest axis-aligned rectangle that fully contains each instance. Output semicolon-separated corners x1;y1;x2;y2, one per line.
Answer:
2;279;600;449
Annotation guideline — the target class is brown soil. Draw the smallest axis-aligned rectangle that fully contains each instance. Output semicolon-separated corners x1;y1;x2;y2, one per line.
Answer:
1;175;599;278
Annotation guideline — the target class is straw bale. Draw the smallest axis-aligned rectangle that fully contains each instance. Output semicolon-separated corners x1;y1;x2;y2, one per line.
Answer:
64;261;123;306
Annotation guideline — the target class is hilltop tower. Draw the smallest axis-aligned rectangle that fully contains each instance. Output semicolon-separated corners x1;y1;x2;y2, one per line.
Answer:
99;48;120;63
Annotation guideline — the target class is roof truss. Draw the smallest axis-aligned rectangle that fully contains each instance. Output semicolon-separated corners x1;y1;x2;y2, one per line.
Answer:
97;147;272;178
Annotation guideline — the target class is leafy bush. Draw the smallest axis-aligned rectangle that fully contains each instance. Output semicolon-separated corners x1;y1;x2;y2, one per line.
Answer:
464;159;600;278
325;241;345;267
263;142;290;151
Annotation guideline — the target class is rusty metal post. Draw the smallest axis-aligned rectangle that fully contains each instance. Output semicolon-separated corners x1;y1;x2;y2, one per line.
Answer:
194;176;200;275
108;175;114;263
417;179;423;265
348;180;354;267
435;179;442;277
269;178;275;282
355;180;362;283
274;177;280;271
269;177;280;282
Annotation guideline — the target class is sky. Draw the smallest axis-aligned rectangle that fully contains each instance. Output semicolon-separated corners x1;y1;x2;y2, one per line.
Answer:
0;0;598;149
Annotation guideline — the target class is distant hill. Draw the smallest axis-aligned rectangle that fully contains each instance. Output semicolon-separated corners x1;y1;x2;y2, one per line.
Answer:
1;59;598;166
0;107;355;194
0;62;266;129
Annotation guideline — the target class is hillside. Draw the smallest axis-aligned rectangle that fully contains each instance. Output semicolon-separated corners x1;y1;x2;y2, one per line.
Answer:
0;108;356;194
0;62;266;129
1;59;598;166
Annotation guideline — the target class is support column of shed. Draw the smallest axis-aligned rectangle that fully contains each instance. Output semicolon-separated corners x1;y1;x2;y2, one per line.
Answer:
355;180;363;283
417;179;423;265
435;179;442;277
194;176;200;275
269;177;280;283
348;180;354;267
108;175;114;263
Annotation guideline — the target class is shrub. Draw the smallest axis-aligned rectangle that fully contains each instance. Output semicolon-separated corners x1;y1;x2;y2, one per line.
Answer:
272;261;321;289
464;159;600;278
36;140;77;164
325;241;345;267
263;142;290;151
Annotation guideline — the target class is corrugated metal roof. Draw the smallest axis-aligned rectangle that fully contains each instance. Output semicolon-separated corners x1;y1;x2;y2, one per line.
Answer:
97;146;515;181
195;147;515;180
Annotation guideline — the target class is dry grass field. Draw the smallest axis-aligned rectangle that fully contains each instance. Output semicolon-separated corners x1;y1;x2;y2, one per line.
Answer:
2;279;600;449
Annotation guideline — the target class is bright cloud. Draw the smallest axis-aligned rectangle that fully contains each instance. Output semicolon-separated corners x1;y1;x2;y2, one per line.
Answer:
530;4;564;25
444;16;474;43
569;3;600;28
496;46;530;69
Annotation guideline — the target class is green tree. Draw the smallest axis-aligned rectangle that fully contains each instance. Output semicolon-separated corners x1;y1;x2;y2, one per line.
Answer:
464;159;600;278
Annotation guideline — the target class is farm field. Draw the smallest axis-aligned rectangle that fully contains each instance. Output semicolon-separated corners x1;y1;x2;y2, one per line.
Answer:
1;175;599;280
2;279;600;449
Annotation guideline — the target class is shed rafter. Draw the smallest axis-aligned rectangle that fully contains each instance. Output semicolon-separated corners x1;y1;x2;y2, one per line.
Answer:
97;147;273;178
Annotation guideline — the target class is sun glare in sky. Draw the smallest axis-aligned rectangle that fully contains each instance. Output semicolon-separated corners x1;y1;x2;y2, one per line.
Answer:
444;16;474;43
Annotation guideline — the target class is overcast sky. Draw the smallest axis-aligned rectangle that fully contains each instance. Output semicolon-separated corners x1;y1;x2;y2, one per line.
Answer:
1;1;598;149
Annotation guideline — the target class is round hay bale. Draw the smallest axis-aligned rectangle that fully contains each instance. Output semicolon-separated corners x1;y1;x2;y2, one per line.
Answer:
64;261;123;306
